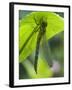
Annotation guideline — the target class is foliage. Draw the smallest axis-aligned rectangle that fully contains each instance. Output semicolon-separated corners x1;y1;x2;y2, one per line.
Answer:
19;12;64;62
19;11;64;79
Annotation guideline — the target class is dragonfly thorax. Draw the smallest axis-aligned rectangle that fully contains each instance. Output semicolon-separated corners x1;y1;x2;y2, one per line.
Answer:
40;19;47;32
42;21;47;27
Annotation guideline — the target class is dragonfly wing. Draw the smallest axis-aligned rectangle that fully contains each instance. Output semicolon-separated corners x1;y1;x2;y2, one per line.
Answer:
19;25;40;54
40;33;53;67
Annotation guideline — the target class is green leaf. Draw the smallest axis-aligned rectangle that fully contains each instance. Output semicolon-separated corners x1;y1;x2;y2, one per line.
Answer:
37;56;53;78
19;12;64;62
22;56;53;78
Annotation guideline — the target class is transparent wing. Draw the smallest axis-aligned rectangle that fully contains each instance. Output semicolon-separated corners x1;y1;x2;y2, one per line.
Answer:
19;25;40;54
40;32;53;67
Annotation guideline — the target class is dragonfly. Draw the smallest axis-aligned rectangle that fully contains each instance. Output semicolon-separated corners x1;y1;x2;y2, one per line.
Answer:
19;16;51;74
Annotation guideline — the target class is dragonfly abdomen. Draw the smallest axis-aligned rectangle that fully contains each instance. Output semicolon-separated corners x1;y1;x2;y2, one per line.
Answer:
34;31;45;73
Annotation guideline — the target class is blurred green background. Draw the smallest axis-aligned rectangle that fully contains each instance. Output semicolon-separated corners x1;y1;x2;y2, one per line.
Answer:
19;11;64;79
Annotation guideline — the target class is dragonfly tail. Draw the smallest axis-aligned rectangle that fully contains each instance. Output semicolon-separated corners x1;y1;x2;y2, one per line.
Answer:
34;60;38;74
34;35;42;74
34;45;39;74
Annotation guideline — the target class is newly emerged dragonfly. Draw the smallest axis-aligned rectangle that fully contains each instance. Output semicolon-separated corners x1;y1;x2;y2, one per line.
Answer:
19;16;51;74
